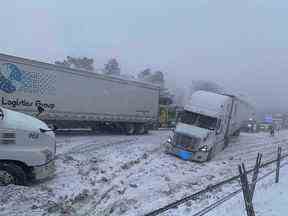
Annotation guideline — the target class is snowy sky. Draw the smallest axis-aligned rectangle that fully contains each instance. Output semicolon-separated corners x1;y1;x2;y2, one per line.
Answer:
1;0;288;112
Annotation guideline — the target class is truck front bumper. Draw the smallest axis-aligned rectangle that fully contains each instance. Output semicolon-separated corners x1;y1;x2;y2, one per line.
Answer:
32;160;56;180
166;144;208;162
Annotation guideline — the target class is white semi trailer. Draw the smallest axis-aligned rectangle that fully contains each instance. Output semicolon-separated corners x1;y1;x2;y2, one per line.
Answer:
166;90;254;162
0;107;56;185
0;53;159;134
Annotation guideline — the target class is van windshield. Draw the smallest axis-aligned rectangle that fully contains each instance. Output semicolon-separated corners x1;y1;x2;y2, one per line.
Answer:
180;110;218;130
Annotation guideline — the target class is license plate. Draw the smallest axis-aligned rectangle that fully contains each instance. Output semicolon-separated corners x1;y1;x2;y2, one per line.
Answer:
177;150;192;160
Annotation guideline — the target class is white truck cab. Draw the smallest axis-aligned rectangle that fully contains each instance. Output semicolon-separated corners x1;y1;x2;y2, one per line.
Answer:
0;107;56;185
166;91;254;162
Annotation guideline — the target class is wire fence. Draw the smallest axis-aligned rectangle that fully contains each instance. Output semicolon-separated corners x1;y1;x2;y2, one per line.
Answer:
144;148;288;216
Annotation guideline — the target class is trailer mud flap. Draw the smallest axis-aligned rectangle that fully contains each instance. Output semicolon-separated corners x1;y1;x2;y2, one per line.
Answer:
177;150;192;160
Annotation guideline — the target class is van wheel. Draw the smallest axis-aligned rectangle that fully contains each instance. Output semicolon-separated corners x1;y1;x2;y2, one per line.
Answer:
0;163;27;186
125;123;135;135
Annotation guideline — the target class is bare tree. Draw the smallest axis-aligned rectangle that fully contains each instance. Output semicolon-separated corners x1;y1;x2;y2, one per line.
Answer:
103;58;121;75
137;68;152;80
55;56;94;71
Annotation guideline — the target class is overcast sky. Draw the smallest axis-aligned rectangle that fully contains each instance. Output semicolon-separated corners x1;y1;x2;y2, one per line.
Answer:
1;0;288;113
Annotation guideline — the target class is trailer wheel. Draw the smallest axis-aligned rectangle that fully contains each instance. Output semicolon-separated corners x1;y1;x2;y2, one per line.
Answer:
135;124;146;135
223;138;229;149
0;163;27;186
125;123;135;135
235;130;240;137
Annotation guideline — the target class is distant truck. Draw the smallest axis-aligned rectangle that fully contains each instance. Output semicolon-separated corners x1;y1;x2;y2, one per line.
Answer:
166;91;254;162
0;53;159;134
159;105;177;128
0;107;56;185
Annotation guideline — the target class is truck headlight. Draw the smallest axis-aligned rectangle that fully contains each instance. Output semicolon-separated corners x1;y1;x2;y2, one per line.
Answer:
199;145;209;152
167;136;172;144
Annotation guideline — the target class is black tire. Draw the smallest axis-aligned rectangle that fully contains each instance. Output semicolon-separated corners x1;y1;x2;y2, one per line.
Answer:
223;138;229;149
144;124;149;134
125;123;135;135
235;130;240;137
135;124;146;135
207;147;215;161
0;163;27;186
232;130;240;137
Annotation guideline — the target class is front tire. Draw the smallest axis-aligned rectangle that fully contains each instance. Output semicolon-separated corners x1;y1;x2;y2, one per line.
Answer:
0;163;27;186
207;147;215;161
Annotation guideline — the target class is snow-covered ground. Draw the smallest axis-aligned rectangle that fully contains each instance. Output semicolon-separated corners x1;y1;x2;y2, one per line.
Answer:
166;161;288;216
1;130;288;216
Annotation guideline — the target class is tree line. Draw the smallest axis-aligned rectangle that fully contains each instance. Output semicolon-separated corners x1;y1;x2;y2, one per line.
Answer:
54;56;224;106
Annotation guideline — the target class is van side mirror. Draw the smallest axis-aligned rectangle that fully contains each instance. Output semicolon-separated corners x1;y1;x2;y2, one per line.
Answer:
40;125;58;133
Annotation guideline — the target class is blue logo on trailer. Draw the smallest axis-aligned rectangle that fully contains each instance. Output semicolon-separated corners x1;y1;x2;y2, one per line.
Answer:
265;116;273;123
0;63;56;95
0;63;23;93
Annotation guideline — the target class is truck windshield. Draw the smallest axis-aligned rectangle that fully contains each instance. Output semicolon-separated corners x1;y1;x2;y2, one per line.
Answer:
180;111;218;130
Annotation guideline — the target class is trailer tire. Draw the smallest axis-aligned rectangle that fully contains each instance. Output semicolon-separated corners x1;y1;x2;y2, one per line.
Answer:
135;124;146;135
223;138;229;149
0;163;27;186
144;124;149;134
232;129;240;137
125;123;136;135
235;129;240;137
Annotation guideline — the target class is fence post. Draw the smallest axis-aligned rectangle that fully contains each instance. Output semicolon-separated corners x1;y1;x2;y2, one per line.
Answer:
238;163;255;216
250;153;262;198
275;146;282;183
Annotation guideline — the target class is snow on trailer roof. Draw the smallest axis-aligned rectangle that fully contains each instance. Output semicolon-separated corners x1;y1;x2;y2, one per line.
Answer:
184;91;231;117
220;89;255;110
184;90;255;118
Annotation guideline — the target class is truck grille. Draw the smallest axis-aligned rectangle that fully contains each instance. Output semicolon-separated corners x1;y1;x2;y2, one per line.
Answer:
2;133;16;139
174;134;200;150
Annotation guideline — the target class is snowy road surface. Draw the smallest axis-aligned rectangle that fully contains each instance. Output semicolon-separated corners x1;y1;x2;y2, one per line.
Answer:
1;130;288;216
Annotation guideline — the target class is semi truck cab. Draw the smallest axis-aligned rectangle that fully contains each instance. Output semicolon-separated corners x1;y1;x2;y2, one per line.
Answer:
166;109;223;162
0;107;56;186
166;91;238;162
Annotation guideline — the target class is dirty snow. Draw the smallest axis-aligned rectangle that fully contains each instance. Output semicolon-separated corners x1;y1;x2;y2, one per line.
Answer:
1;130;288;216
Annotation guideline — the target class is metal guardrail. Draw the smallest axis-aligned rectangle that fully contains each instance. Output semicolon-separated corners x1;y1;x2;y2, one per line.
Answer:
143;153;288;216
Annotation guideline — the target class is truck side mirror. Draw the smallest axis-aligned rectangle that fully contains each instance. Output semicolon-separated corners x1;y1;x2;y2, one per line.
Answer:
52;124;58;131
36;106;45;116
